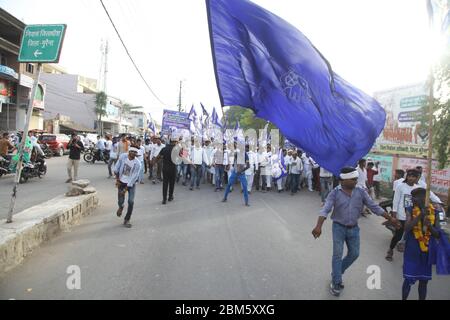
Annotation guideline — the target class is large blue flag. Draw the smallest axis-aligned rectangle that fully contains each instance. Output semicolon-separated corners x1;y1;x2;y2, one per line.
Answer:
206;0;386;175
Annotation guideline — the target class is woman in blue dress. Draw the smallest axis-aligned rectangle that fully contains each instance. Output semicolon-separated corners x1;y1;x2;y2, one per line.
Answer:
402;187;441;300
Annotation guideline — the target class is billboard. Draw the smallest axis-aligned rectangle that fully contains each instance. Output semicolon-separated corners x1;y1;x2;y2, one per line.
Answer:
372;83;429;156
397;157;450;196
161;109;190;135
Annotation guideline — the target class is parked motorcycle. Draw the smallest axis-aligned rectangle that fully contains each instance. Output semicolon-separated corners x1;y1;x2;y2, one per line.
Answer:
83;148;109;164
20;152;47;183
0;155;12;177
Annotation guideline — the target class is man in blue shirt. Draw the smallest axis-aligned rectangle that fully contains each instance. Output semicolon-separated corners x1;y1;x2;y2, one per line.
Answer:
312;166;400;297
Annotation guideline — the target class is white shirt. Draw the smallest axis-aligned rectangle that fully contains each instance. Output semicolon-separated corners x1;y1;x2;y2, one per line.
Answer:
96;138;106;150
393;177;404;192
204;146;214;166
320;167;333;178
245;151;258;175
110;142;118;159
83;137;90;146
150;143;165;160
393;182;442;220
119;157;139;185
105;140;112;151
284;155;292;166
144;143;152;156
290;157;303;174
190;146;207;165
356;167;367;189
137;146;145;162
301;154;312;172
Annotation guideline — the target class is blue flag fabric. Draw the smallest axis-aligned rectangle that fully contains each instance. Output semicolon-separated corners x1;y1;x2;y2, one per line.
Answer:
206;0;386;175
211;107;223;128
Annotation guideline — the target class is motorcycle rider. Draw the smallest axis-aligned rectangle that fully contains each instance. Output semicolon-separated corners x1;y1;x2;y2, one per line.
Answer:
66;133;85;183
96;135;106;161
0;132;16;158
29;131;45;157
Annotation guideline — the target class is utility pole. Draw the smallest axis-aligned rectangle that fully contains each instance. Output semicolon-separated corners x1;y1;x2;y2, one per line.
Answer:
97;39;109;136
7;63;42;223
178;80;183;112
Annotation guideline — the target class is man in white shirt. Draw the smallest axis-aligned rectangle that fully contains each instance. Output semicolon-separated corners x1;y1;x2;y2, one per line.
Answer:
190;139;208;190
301;152;314;192
150;137;165;184
245;144;258;194
284;149;293;191
96;135;106;160
136;139;146;184
386;169;442;261
82;134;91;149
212;143;227;191
203;139;215;185
356;159;368;191
259;145;272;192
143;138;152;175
289;152;303;194
29;131;45;156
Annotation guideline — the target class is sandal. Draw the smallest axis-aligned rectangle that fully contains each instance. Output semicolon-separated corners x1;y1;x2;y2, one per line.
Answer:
385;250;393;262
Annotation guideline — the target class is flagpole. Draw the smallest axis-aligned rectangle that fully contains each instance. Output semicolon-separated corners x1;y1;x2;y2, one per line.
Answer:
424;71;434;208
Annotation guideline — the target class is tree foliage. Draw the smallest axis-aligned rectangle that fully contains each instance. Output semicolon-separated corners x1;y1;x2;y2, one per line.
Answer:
419;54;450;169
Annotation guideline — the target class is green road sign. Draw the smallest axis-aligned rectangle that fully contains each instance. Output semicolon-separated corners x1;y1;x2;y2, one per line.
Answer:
18;24;66;63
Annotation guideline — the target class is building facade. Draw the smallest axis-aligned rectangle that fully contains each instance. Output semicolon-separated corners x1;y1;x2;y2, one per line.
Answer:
0;8;44;132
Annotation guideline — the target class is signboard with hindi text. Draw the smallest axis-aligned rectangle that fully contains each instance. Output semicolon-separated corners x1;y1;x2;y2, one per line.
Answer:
18;24;66;63
397;157;450;197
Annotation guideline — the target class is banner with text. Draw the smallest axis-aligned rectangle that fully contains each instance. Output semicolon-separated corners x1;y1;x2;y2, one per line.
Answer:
397;157;450;196
161;110;190;135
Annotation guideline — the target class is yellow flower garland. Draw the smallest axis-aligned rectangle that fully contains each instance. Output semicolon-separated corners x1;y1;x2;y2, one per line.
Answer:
411;205;435;253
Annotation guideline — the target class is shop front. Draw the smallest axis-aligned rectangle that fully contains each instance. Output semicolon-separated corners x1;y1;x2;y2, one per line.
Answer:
0;64;19;132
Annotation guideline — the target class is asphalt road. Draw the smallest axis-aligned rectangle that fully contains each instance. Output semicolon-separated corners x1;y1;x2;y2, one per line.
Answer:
1;157;449;300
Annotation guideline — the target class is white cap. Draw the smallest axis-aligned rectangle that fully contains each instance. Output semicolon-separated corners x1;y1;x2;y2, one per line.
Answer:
129;147;139;153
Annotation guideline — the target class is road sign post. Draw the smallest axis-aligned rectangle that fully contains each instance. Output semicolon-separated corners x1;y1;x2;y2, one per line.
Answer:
7;25;66;223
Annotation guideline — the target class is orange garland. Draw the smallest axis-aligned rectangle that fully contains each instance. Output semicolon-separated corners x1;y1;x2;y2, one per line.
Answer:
411;205;435;253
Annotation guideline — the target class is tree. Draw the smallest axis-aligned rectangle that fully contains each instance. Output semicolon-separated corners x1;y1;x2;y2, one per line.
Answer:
223;106;284;145
95;91;108;135
419;53;450;169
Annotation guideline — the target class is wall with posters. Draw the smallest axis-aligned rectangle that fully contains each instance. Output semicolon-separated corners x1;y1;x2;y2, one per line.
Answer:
396;157;450;197
372;83;429;157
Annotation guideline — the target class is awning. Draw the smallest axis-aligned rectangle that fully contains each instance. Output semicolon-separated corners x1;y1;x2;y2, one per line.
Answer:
59;122;96;133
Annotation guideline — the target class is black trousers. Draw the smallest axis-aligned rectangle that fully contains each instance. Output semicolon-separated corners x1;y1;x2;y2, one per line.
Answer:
163;169;176;201
390;220;406;250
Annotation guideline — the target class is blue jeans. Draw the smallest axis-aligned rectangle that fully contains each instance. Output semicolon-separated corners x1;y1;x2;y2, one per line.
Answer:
224;170;249;204
331;222;360;286
290;174;300;193
118;183;136;221
320;177;333;202
191;164;202;187
215;165;224;189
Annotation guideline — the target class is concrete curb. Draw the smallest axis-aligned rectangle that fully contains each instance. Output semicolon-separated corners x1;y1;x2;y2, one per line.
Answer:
0;193;99;275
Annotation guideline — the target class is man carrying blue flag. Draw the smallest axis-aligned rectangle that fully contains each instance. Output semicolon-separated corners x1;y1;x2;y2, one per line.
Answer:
206;0;385;175
312;167;400;297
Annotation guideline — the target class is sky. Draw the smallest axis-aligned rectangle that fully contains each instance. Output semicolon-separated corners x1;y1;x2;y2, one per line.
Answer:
0;0;435;123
